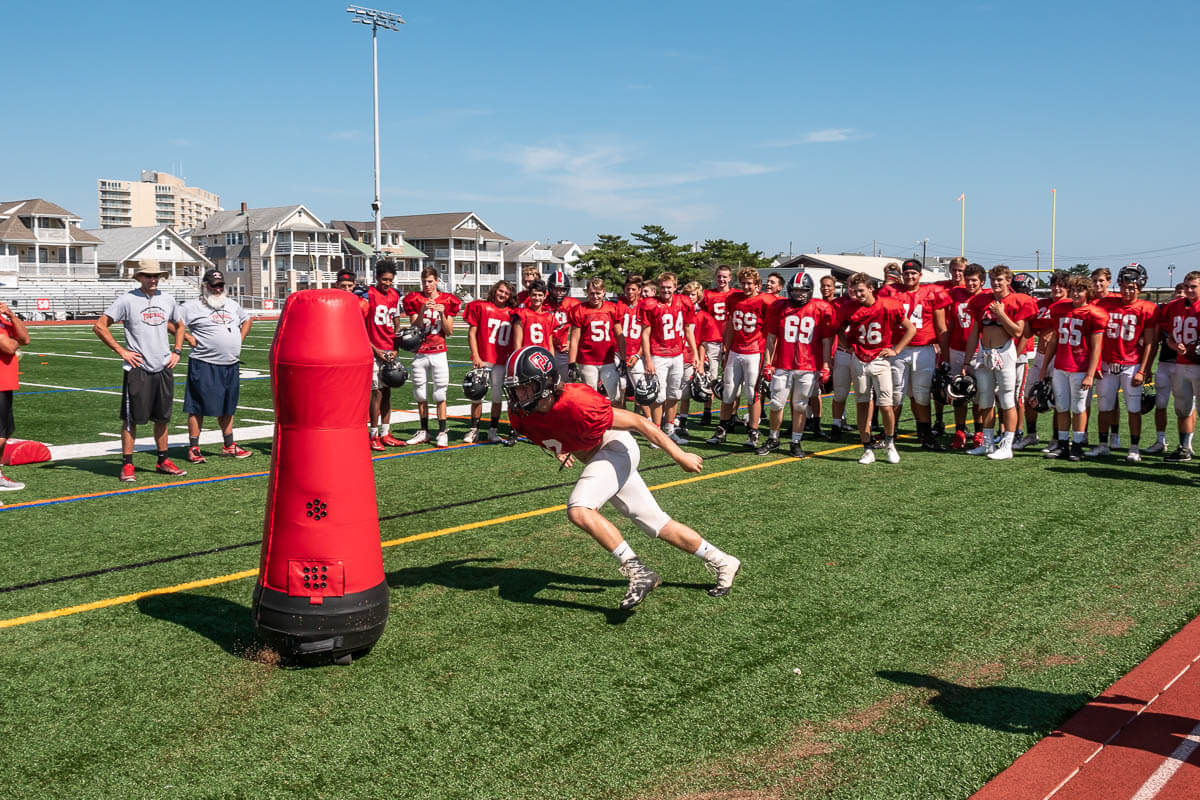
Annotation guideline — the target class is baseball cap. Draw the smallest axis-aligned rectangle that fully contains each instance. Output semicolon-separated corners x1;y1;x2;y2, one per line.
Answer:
133;259;168;277
202;268;225;285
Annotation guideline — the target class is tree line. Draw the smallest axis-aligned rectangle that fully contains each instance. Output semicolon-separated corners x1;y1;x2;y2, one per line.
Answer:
572;225;774;286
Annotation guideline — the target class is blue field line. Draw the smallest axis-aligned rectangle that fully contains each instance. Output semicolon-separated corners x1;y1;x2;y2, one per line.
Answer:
0;441;490;513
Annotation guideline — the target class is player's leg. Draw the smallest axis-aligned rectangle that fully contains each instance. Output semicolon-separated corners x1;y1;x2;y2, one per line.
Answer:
432;352;450;447
0;390;22;491
1167;364;1198;462
407;354;431;445
758;369;790;455
1067;371;1090;461
970;352;999;455
787;372;815;457
988;347;1019;460
182;357;208;463
871;358;900;463
707;353;743;444
1147;361;1173;453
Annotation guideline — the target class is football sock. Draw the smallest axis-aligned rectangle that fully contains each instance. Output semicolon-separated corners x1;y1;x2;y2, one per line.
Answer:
610;540;636;565
188;436;199;448
792;432;804;442
983;428;994;445
469;419;480;431
1156;431;1168;444
1183;432;1194;450
769;428;779;439
693;540;726;562
999;431;1014;445
1028;419;1038;435
956;423;968;433
122;454;133;466
156;450;168;465
1131;435;1140;446
1110;423;1120;435
1073;431;1086;444
438;419;447;434
916;421;930;437
419;413;429;432
223;433;234;447
1057;430;1068;442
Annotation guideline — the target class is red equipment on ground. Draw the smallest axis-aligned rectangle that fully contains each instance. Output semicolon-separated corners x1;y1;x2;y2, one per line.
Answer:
252;289;389;664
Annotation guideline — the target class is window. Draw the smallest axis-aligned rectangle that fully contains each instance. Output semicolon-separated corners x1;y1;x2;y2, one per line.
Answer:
225;232;244;246
261;231;268;243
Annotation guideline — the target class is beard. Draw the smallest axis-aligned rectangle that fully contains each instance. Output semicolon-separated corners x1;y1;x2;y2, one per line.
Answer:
202;290;227;309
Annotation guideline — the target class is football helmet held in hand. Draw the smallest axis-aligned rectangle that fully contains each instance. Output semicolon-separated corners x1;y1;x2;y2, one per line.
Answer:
379;360;408;389
462;367;491;401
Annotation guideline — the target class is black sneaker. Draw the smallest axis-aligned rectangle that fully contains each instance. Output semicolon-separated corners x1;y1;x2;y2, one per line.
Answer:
921;433;947;452
755;436;780;456
617;557;661;610
789;441;806;458
810;424;824;440
828;425;843;443
700;410;713;426
1165;446;1194;462
1067;442;1084;462
745;430;761;448
705;425;727;445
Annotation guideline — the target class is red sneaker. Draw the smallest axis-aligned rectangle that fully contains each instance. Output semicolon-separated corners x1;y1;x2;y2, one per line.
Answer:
370;435;386;452
186;446;207;464
155;459;187;477
972;431;985;449
221;443;252;459
119;463;136;482
379;433;405;447
950;430;967;450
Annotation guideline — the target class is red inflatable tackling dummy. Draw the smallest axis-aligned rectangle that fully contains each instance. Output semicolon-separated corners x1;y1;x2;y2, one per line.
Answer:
252;289;389;664
1;440;51;466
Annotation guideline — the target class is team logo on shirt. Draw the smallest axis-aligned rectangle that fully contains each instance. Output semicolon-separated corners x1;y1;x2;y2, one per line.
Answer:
141;307;166;326
209;310;235;325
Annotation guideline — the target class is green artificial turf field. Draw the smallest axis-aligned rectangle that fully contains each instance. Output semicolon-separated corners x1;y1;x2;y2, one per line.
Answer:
1;320;1197;799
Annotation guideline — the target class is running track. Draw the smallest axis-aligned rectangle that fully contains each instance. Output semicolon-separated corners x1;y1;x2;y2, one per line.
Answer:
973;613;1200;800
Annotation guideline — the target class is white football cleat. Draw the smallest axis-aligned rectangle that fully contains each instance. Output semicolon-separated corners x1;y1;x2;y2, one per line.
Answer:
884;443;900;464
435;430;449;448
1126;447;1142;463
406;430;429;445
967;442;994;456
858;448;876;465
987;441;1014;460
462;428;478;444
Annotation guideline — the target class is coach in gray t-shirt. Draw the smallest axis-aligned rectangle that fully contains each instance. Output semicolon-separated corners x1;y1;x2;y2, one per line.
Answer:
94;260;187;482
180;268;255;463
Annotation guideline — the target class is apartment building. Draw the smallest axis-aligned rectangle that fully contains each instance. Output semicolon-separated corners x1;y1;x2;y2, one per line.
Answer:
190;204;341;298
0;198;101;279
329;220;427;289
97;170;220;230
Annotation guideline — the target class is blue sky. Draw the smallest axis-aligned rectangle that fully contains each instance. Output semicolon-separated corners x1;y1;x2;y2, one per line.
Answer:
4;0;1198;284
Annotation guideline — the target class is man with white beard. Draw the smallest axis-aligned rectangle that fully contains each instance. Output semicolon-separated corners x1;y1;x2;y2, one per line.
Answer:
179;269;253;463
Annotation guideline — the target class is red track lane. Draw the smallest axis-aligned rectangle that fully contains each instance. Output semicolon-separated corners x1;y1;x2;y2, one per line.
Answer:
973;614;1200;800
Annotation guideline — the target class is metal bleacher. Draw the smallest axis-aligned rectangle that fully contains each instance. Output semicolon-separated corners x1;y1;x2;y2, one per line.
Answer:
0;277;202;320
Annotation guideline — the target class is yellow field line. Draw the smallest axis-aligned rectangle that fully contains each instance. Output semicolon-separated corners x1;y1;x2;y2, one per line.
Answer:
1;442;863;630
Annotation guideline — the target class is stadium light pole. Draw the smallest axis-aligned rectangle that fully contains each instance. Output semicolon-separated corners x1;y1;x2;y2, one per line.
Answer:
347;5;404;269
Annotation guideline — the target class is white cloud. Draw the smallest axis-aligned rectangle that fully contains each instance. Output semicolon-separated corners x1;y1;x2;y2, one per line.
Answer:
495;141;781;224
760;128;866;147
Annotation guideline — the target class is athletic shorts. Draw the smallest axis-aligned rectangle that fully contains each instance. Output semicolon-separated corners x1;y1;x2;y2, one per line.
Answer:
183;358;240;418
580;363;619;400
0;389;13;439
1052;369;1090;415
832;348;853;403
567;430;671;538
120;366;174;427
1097;362;1141;414
412;352;450;405
852;356;893;407
888;344;937;406
769;369;818;413
722;351;762;406
651;354;685;402
1171;363;1200;419
1156;361;1178;411
975;340;1018;411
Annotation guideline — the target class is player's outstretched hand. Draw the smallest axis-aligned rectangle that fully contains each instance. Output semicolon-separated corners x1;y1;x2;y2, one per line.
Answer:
676;451;703;473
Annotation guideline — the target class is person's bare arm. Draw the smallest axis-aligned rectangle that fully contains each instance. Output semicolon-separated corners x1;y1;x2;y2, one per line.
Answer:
93;315;144;368
609;407;702;472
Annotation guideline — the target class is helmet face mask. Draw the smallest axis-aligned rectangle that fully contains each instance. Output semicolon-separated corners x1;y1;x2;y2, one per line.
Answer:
462;367;491;401
504;346;561;412
1012;273;1036;294
787;271;814;306
633;374;660;405
1118;263;1148;289
548;270;571;301
945;373;977;407
380;361;408;388
395;326;426;352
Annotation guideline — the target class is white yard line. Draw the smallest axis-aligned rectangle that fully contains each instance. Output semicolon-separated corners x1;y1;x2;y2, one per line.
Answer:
20;382;276;413
42;404;477;461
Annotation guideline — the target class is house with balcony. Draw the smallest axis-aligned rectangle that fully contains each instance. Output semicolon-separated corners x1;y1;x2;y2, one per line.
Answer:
190;204;341;298
363;212;510;299
329;220;427;289
503;241;564;285
0;199;101;280
86;225;213;280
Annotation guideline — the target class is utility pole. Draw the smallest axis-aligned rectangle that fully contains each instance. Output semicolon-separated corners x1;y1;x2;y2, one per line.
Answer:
347;5;404;268
1036;249;1040;271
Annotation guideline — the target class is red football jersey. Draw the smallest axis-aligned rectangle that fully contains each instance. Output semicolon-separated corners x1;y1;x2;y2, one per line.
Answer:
403;291;461;354
512;306;557;351
1050;302;1108;372
1159;297;1200;366
569;301;622;365
693;308;723;344
936;278;965;290
547;297;580;352
616;298;645;359
948;287;987;352
726;291;774;355
0;315;19;391
838;296;908;362
510;382;614;454
967;290;1037;343
766;299;836;371
703;287;737;325
365;286;401;350
876;283;905;299
1096;296;1156;365
895;283;952;346
464;299;515;365
640;294;694;358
